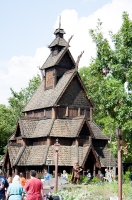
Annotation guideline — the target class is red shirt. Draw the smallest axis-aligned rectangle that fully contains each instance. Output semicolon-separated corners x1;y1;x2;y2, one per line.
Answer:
24;178;43;200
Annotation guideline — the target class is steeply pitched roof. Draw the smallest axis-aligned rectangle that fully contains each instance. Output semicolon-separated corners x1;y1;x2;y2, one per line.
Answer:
8;145;22;167
50;117;84;138
47;145;77;166
41;47;67;70
89;121;109;140
24;70;75;112
9;117;108;140
95;147;117;167
78;145;90;166
54;28;65;35
20;118;53;138
49;37;68;48
17;145;48;166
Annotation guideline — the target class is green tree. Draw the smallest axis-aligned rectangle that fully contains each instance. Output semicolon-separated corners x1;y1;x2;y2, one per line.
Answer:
79;12;132;162
0;105;16;156
8;74;41;117
0;74;41;158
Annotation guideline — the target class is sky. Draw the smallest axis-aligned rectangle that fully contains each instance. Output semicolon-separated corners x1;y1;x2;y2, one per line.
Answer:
0;0;132;105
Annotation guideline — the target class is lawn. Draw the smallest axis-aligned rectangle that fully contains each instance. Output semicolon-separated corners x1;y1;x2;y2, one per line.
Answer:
55;182;132;200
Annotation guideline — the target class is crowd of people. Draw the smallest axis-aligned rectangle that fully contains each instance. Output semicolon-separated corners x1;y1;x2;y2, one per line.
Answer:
0;168;69;200
103;168;115;182
1;165;132;200
0;169;44;200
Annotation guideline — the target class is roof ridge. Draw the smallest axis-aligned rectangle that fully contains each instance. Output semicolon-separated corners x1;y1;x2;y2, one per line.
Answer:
90;121;102;131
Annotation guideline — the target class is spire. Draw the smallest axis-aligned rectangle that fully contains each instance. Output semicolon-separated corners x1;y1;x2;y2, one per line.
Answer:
59;15;61;30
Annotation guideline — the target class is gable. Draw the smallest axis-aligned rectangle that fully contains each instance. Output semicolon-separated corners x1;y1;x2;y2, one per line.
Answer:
15;123;22;137
58;76;91;108
58;51;75;69
79;122;91;137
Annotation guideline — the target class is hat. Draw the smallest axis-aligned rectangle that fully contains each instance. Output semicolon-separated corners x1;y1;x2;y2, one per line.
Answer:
12;175;20;183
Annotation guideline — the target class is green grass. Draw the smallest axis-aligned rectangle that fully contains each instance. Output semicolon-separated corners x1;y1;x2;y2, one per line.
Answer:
55;182;132;200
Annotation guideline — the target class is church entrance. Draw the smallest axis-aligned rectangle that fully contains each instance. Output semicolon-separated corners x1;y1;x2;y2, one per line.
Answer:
84;151;97;176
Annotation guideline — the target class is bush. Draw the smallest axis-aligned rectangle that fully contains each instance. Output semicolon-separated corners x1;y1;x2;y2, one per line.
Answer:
123;171;130;183
80;175;88;183
91;176;100;184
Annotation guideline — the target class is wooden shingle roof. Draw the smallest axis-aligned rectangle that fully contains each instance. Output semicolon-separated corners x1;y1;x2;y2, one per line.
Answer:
10;118;109;140
8;145;22;167
50;117;84;138
95;147;117;167
20;118;53;138
47;145;77;166
78;145;90;166
54;28;65;35
41;47;67;69
23;70;75;112
49;37;68;48
89;121;109;139
17;145;48;166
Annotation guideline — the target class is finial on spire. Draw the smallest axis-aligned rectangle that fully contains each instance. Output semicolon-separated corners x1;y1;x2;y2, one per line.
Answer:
59;15;61;29
75;51;84;70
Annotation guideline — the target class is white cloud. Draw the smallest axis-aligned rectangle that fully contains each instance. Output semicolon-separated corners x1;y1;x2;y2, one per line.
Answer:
0;47;49;105
1;0;132;105
54;0;132;67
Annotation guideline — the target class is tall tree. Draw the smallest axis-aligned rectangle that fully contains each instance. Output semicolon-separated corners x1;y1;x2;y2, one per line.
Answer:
0;74;41;158
79;12;132;161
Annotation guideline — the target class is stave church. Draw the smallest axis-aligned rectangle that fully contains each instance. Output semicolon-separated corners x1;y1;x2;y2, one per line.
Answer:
3;20;116;179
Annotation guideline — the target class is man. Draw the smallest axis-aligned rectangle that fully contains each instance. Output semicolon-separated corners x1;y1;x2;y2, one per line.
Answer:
0;170;9;200
44;169;50;181
20;172;26;187
24;170;44;200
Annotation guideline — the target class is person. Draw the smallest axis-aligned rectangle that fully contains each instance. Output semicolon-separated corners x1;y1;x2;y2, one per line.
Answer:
20;173;26;187
71;162;82;184
87;169;91;184
6;175;24;200
0;170;9;200
24;170;44;200
43;169;50;181
62;170;68;181
104;168;110;182
7;176;12;185
99;171;104;182
52;171;55;178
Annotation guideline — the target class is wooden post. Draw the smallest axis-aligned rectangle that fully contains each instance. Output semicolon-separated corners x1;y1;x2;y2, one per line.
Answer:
54;151;58;192
75;139;79;163
65;107;69;117
52;108;56;119
47;137;51;146
90;108;93;121
15;167;18;175
43;77;46;91
53;69;57;88
93;164;96;177
118;138;122;200
78;108;80;116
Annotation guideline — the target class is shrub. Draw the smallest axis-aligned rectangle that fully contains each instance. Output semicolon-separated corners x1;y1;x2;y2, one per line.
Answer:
91;176;100;184
123;171;130;183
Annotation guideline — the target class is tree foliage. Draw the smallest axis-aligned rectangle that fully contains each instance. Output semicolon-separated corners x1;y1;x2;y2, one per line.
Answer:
79;12;132;162
0;74;41;157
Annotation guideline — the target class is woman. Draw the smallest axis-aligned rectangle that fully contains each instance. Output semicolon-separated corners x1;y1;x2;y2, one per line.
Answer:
62;170;68;181
6;175;24;200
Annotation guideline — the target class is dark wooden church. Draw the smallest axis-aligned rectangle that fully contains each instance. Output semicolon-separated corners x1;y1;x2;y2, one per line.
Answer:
3;21;116;179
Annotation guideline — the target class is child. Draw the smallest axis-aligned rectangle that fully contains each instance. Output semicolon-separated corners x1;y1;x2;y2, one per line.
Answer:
87;169;91;184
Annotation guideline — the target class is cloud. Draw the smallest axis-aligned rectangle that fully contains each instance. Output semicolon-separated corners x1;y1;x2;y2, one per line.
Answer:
1;0;132;105
54;0;132;68
0;47;49;105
